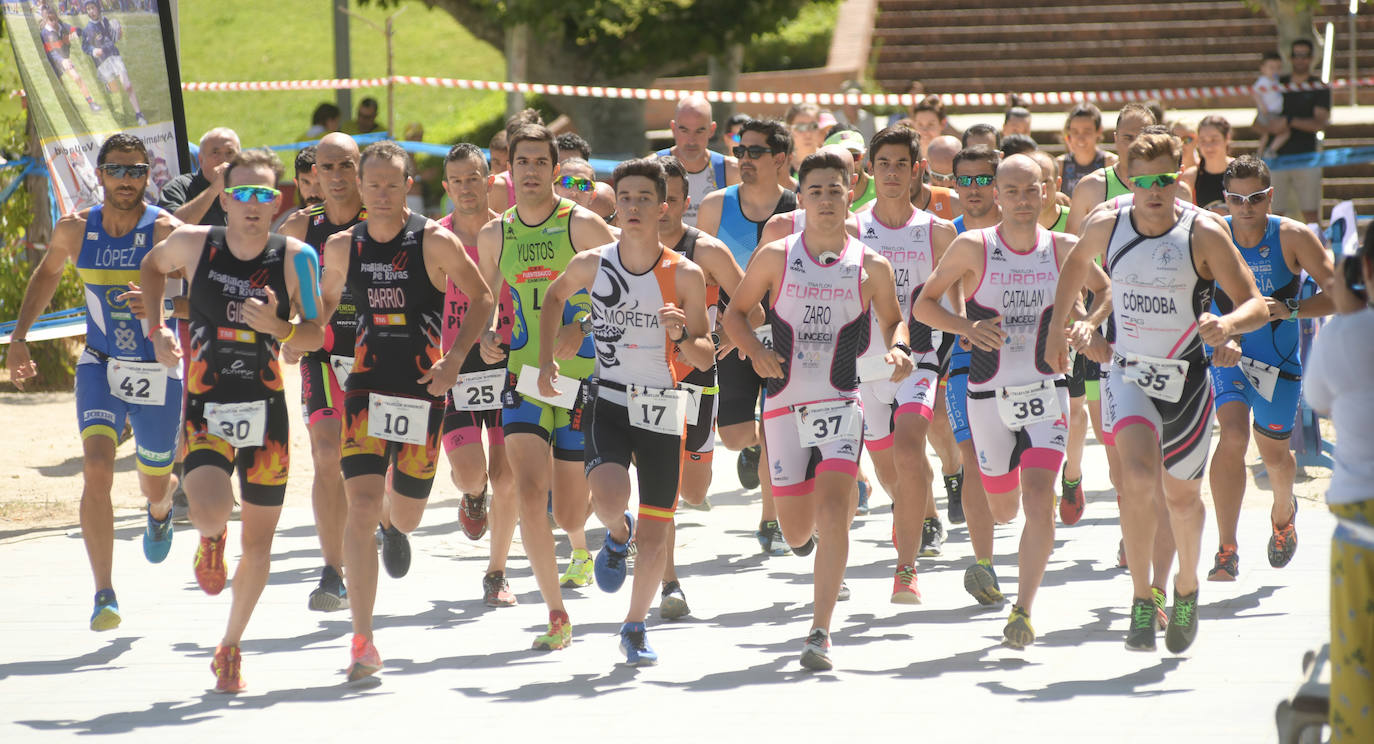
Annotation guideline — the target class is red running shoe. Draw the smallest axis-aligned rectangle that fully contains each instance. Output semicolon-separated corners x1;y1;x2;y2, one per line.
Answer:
211;644;245;693
347;634;382;681
195;531;227;596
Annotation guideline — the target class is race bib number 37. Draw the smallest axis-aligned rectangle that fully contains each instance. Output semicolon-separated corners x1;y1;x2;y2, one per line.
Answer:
107;360;167;406
367;393;430;445
794;399;860;448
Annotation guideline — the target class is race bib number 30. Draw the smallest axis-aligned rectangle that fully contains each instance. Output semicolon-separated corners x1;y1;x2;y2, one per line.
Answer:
794;399;860;447
367;393;430;445
995;380;1062;429
1123;353;1189;403
107;360;167;406
204;400;268;448
451;369;504;411
627;386;687;436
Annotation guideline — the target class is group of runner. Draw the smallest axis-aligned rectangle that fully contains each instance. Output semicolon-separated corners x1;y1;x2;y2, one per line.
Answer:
6;93;1338;687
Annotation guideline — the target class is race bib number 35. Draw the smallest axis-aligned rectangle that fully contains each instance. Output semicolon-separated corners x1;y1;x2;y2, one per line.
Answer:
794;399;860;447
627;386;687;436
995;380;1062;429
451;368;504;411
1123;353;1189;403
107;360;167;406
367;393;430;445
204;400;268;448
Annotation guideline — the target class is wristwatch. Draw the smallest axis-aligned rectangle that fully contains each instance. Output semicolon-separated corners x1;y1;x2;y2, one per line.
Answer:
891;341;912;356
669;324;688;344
1284;297;1301;322
578;314;593;336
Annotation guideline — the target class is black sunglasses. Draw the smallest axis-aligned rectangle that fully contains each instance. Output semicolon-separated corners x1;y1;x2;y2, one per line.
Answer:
98;163;150;179
733;145;776;160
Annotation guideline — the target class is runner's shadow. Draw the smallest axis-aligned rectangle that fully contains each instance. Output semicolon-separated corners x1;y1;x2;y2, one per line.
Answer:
451;665;643;702
0;636;138;680
977;657;1187;702
36;450;138;478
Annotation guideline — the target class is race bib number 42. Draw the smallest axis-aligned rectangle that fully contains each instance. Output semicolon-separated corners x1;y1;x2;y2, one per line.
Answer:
995;380;1062;428
204;400;267;448
450;368;504;411
794;399;860;447
1123;353;1189;403
367;393;430;445
107;360;167;406
627;386;687;436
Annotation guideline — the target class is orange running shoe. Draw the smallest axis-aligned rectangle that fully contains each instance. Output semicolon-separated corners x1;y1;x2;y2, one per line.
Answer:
347;634;382;681
211;644;245;693
195;531;228;596
891;564;921;604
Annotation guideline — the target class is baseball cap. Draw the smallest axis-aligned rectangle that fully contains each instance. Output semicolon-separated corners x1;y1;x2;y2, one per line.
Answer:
824;129;866;154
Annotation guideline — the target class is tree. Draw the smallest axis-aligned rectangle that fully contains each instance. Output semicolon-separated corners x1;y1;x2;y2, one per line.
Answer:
1251;0;1321;63
363;0;811;154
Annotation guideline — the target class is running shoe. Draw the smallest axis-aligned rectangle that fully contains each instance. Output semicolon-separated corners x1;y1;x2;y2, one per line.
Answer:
211;644;246;693
919;517;945;557
963;561;1005;606
944;469;965;524
1152;586;1169;632
1002;605;1035;649
142;504;173;564
800;628;832;671
346;634;382;681
483;570;517;607
308;565;349;612
594;511;634;593
1059;475;1085;526
194;530;227;596
170;482;190;523
837;582;851;601
682;496;712;511
855;480;870;516
379;523;411;579
660;581;690;621
459;489;489;541
1165;589;1199;654
1207;544;1239;581
1125;597;1157;652
891;563;921;604
1267;497;1298;568
619;622;658;666
736;445;761;490
755;520;790;556
560;548;594;587
533;611;572;650
87;100;102;112
90;589;120;631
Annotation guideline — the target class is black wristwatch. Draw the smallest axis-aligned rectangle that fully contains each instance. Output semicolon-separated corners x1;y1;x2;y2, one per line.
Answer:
669;325;688;344
891;342;912;356
1284;297;1301;322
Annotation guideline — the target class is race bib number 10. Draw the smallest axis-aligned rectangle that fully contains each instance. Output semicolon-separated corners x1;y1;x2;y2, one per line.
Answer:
107;360;167;406
368;393;430;445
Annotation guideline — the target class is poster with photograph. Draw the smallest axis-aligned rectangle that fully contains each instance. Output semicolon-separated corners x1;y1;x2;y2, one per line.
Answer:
3;0;188;213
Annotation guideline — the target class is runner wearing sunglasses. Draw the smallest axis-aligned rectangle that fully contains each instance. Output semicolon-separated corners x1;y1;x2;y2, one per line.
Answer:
1047;132;1269;654
656;95;740;227
320;141;495;680
140;148;327;692
277;132;367;611
1205;155;1335;582
1065;103;1157;235
917;135;963;221
696;119;798;557
555;158;615;223
7;133;183;633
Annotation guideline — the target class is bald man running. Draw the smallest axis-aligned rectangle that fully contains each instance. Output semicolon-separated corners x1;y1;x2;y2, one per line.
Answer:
915;134;962;221
657;95;740;227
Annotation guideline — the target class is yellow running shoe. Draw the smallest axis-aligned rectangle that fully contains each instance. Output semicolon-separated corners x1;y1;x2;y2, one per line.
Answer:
559;549;594;587
1003;605;1035;649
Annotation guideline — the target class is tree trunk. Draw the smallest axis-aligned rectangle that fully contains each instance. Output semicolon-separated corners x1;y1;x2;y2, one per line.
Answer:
528;54;651;157
1258;0;1320;67
708;44;745;153
23;110;50;265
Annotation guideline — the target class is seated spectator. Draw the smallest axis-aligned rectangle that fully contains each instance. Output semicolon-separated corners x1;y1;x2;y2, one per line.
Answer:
304;102;341;140
342;97;382;134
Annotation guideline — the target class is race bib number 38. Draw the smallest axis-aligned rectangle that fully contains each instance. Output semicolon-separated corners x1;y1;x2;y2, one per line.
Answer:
107;360;167;406
450;369;504;411
995;380;1062;428
368;393;430;445
204;400;267;448
627;386;687;436
1123;353;1189;403
794;399;860;447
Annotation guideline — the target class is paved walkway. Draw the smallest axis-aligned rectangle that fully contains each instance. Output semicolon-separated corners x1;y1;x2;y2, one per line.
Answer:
0;433;1329;742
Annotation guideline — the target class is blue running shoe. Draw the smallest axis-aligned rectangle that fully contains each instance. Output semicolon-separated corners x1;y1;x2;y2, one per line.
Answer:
143;504;173;564
595;511;634;593
619;622;658;666
90;589;120;631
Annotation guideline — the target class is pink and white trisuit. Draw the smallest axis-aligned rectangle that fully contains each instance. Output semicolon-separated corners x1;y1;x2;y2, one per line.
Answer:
761;232;870;496
964;225;1070;494
853;207;942;450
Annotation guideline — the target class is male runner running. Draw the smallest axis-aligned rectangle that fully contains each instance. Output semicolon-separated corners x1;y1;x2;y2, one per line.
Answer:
1206;155;1334;580
321;141;494;679
852;126;957;602
1058;103;1117;197
487;109;544;214
79;0;145;125
475;123;615;650
438;143;519;606
141;148;326;692
657;95;740;227
918;135;963;220
7;133;181;631
39;5;100;112
915;154;1111;645
723;149;913;671
278;132;366;609
538;157;715;665
655;155;749;619
696;118;798;555
1047;132;1268;653
1065;103;1155;234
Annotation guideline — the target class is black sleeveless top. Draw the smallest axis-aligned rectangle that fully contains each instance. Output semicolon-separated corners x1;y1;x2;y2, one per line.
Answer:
1194;157;1227;210
303;203;366;358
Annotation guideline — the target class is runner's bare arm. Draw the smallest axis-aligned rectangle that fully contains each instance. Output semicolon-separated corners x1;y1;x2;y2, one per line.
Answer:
1065;172;1106;235
421;223;494;395
913;233;1002;351
536;249;600;396
758;212;794;249
669;261;715;372
1281;219;1336;319
4;213;86;389
1046;212;1114;373
278;208;310;242
569;205;616;252
1195;217;1267;342
721;241;786;379
694;189;725;237
139;225;210;368
474;217;509;364
272;238;325;355
863;250;914;383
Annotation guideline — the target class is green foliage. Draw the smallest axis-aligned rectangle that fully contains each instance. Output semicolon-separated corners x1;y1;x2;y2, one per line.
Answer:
742;0;839;73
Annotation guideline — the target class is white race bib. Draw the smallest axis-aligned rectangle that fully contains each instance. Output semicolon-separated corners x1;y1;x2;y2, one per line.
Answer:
857;353;894;383
794;399;860;447
995;380;1062;429
627;386;687;436
1123;353;1189;403
679;382;706;423
450;368;505;411
1239;356;1280;402
329;355;354;383
367;393;430;445
515;364;579;409
204;400;267;448
754;325;773;350
106;360;167;406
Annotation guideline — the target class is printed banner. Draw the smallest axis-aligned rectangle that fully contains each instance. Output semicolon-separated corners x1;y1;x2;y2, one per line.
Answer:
3;0;188;213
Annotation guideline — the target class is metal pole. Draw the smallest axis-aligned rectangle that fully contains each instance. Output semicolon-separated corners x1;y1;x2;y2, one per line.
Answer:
1351;0;1360;107
505;24;529;118
334;2;351;119
386;14;394;137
